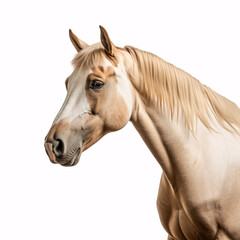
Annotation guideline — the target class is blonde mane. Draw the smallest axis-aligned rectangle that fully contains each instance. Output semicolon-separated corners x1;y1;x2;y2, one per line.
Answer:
72;43;118;70
125;46;240;134
72;43;106;70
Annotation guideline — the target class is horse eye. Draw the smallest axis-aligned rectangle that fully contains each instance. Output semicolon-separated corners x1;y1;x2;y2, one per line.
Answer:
89;80;104;90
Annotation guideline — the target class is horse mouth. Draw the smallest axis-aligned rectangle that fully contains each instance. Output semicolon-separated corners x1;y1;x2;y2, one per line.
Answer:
61;147;81;167
45;141;82;167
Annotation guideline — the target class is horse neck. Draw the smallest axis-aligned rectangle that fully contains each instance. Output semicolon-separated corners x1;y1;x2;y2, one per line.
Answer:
127;48;202;186
130;93;198;186
125;46;240;193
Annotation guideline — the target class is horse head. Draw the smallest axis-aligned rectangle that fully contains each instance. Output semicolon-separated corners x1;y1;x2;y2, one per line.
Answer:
45;26;134;166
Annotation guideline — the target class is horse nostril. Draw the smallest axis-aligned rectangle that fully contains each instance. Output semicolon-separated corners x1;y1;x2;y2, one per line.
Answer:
52;139;65;158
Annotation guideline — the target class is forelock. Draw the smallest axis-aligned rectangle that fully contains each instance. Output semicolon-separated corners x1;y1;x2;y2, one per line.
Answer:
72;43;118;71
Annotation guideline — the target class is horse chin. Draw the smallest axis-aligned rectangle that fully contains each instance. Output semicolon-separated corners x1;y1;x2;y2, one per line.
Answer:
59;147;82;167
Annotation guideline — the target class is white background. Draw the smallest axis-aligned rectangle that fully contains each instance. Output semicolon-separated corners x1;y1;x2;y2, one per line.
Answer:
1;1;240;239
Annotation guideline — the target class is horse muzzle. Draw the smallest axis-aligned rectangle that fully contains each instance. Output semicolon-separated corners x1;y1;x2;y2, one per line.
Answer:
44;121;83;167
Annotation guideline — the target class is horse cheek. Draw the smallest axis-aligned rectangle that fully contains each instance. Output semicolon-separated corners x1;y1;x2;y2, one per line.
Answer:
104;94;129;131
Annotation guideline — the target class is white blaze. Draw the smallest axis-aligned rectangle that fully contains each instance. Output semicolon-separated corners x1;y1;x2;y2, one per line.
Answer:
53;69;91;124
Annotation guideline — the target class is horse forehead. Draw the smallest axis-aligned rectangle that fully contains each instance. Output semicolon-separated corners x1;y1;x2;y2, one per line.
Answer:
91;65;115;78
91;58;128;78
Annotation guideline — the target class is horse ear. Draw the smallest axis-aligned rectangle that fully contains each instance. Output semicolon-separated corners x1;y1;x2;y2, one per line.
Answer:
69;29;89;52
99;26;115;56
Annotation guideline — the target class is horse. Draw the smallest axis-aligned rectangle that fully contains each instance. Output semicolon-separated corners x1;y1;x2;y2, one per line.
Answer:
44;26;240;240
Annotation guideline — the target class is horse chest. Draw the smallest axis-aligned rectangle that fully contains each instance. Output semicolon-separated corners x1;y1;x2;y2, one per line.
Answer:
157;174;220;240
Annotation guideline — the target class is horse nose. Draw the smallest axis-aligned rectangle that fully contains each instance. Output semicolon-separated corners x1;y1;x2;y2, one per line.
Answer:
52;138;65;157
45;122;69;162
